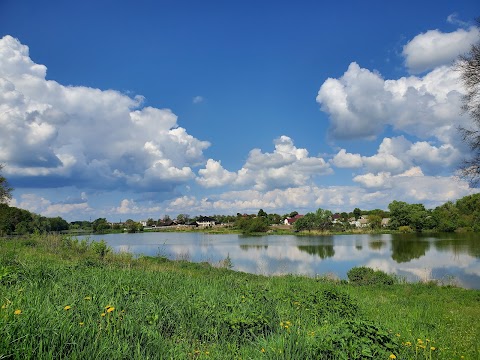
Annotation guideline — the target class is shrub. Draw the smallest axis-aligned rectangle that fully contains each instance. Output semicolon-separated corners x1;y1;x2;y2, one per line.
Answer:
398;225;413;233
347;266;395;286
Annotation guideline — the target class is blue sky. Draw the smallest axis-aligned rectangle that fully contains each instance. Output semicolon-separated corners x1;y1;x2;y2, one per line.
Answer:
1;0;479;221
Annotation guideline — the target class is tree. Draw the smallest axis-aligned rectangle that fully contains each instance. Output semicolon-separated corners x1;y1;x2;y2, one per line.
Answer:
176;214;190;224
388;200;428;231
294;213;316;232
315;208;333;230
257;209;267;218
457;18;480;184
0;164;13;204
353;208;361;220
432;202;459;232
368;214;382;229
92;218;110;233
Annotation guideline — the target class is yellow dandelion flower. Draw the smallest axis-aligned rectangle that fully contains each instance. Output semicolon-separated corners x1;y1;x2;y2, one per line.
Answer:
14;309;22;315
205;351;210;355
389;354;396;359
79;322;84;326
84;296;91;301
284;325;289;329
430;347;435;351
101;313;106;317
405;341;412;346
107;306;115;313
105;305;112;309
64;305;71;311
417;339;423;344
261;348;265;353
395;333;400;337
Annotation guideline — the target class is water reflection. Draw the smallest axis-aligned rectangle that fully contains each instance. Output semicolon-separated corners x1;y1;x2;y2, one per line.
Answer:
80;232;480;289
391;234;430;263
369;240;386;250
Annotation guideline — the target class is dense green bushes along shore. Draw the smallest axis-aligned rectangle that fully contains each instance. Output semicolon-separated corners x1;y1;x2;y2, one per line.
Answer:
1;234;479;359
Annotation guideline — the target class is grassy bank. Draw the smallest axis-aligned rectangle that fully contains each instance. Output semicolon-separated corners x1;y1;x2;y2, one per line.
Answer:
1;235;479;359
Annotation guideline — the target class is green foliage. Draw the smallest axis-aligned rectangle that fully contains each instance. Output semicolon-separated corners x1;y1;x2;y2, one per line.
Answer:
0;234;479;359
432;202;459;232
0;164;13;204
353;207;362;220
124;219;142;233
347;267;395;285
257;208;267;218
92;218;110;233
398;225;413;233
235;216;269;234
294;213;316;232
388;201;430;231
367;214;382;229
293;208;333;232
0;204;70;235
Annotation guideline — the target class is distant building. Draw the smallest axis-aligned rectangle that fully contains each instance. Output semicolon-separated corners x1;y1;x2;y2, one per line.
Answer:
284;214;304;225
381;218;390;227
196;216;216;227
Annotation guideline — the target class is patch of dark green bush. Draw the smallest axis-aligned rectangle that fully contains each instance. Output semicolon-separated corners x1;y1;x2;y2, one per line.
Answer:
347;266;395;285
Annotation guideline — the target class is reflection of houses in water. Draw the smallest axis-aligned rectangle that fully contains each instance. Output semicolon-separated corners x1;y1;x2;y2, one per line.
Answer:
240;244;268;251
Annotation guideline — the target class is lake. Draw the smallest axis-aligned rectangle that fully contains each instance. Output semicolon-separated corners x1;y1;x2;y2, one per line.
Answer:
81;232;480;289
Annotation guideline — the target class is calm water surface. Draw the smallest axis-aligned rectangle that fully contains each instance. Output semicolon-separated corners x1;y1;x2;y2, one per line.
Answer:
82;232;480;289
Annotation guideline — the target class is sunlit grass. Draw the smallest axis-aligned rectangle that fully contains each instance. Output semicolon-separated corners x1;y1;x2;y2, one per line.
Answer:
0;234;479;359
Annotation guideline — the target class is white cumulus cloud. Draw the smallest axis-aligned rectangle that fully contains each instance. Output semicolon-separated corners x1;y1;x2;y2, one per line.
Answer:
402;27;480;73
196;136;332;191
0;35;210;192
317;62;467;143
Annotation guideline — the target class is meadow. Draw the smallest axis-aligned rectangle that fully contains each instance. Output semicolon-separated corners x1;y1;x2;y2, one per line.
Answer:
0;234;479;359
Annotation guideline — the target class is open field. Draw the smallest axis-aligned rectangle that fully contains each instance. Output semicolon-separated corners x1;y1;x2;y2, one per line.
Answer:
1;234;479;359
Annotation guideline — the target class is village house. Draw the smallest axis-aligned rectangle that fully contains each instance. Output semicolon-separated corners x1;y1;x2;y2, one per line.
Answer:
284;214;304;225
196;216;216;227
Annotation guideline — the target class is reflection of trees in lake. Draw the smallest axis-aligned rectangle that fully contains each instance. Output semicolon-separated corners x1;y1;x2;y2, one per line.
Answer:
297;245;335;259
434;234;480;258
391;234;430;263
369;240;386;250
239;244;268;251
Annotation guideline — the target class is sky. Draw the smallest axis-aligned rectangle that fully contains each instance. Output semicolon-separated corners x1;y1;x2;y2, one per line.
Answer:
1;0;480;222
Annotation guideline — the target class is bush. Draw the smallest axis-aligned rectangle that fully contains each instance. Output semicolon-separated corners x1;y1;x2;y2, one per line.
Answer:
398;226;413;233
347;267;395;286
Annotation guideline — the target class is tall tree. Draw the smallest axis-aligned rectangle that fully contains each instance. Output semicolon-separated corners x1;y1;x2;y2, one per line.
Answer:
457;18;480;184
0;164;13;204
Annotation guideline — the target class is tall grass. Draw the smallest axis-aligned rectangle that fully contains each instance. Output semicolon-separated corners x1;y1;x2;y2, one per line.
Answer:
0;235;479;359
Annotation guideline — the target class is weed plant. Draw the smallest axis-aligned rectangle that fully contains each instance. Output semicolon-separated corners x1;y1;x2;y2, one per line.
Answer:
0;235;479;359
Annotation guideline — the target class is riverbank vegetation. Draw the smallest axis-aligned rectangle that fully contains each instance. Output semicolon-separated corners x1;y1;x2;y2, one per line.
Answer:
1;194;479;237
1;233;479;359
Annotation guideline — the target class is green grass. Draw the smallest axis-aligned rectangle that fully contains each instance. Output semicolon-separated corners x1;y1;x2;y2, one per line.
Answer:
1;234;479;359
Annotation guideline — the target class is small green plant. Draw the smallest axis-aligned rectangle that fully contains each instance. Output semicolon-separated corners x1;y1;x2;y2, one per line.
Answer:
398;225;413;233
347;266;395;285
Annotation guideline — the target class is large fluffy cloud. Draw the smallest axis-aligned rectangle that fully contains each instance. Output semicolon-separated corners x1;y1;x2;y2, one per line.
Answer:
332;136;461;176
0;35;210;191
10;193;92;217
316;62;467;142
170;173;474;215
196;136;332;191
402;26;480;73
